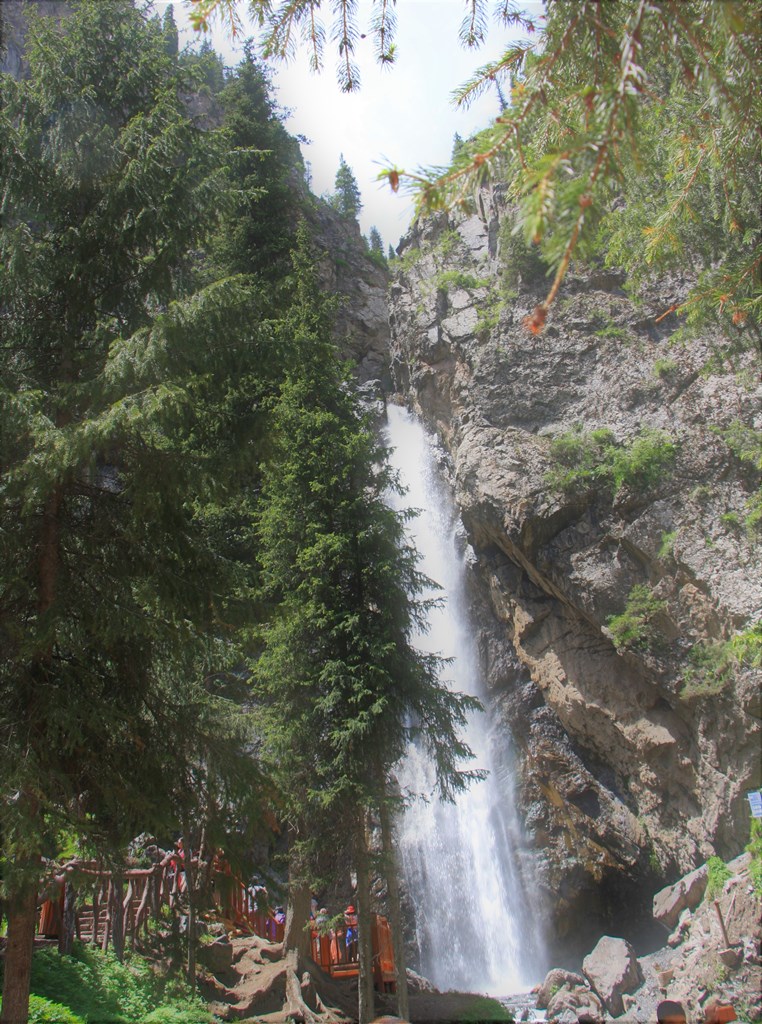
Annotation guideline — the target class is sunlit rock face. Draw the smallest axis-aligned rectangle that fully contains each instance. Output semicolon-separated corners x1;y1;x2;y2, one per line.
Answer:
387;184;762;951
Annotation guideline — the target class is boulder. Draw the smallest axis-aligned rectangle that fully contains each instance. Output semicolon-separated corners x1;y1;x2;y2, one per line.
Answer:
547;981;605;1020
582;935;643;1016
536;967;588;1008
653;864;709;930
199;936;234;973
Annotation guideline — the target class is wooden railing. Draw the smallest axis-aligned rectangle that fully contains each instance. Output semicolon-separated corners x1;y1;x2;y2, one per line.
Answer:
37;859;395;991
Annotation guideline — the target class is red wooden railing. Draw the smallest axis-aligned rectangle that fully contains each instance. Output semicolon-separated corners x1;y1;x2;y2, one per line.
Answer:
37;858;395;991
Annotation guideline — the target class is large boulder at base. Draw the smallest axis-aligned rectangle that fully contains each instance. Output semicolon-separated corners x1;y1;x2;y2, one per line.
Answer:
583;935;643;1016
653;863;709;930
536;968;588;1008
547;981;605;1021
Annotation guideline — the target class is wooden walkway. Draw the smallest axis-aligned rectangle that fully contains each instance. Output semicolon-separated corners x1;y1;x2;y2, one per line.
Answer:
37;856;396;991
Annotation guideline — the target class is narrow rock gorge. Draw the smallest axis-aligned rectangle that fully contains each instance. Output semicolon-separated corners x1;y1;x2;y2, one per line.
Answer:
385;184;761;954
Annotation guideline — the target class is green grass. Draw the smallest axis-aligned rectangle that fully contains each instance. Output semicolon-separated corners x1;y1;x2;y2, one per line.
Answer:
705;855;732;900
0;943;211;1024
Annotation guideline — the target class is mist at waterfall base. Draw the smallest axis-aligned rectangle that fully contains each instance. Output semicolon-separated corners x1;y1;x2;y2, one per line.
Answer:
382;404;547;997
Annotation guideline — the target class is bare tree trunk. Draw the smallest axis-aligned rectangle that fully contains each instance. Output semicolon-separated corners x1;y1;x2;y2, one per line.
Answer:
0;489;63;1022
185;827;198;991
354;810;375;1024
284;877;312;961
0;879;39;1024
379;786;410;1021
111;876;125;963
101;880;113;953
58;881;77;956
283;948;319;1023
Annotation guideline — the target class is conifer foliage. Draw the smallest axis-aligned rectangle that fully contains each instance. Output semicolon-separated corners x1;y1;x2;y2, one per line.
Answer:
392;0;762;339
0;4;266;1019
192;0;760;343
332;153;363;220
253;228;482;1021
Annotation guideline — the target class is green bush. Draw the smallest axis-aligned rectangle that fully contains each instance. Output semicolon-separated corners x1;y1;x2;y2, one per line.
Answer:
712;421;762;535
658;530;677;560
607;428;677;492
499;214;548;293
681;620;761;699
24;995;86;1024
545;424;677;497
19;944;211;1024
606;584;667;652
435;268;490;291
545;424;616;493
653;357;678;378
544;423;675;495
705;855;732;900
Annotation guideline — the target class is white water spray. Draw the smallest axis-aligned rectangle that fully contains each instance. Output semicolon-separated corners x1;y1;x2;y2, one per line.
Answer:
383;404;546;996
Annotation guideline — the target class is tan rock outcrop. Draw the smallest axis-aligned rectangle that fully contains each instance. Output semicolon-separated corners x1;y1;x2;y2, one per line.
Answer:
388;185;762;943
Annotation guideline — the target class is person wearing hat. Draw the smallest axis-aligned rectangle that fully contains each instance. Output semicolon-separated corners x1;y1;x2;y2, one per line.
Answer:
344;903;358;962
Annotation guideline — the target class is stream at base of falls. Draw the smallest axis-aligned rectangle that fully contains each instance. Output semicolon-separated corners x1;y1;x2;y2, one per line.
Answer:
383;403;547;998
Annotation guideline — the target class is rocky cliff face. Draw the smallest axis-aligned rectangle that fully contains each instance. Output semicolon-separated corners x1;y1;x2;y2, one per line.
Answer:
308;202;391;389
387;184;761;948
0;0;71;77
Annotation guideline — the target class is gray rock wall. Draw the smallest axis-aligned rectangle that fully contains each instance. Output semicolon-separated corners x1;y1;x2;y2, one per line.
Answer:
387;184;762;944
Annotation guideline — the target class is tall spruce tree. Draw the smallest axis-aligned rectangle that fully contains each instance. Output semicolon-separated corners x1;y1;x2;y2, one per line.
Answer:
211;42;304;282
332;153;363;219
254;227;482;1023
0;3;274;1017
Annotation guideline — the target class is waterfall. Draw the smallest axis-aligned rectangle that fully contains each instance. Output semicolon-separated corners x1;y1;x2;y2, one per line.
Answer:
383;403;546;997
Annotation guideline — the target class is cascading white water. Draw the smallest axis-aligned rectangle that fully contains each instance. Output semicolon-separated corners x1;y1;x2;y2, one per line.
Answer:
383;403;546;997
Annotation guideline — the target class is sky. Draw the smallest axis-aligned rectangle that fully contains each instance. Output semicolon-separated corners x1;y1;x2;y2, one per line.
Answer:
161;0;543;251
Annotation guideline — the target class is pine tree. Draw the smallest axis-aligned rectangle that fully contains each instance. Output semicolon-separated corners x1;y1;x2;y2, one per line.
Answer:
0;3;273;1017
368;225;384;256
211;42;304;282
253;227;483;1022
162;2;179;56
332;153;363;219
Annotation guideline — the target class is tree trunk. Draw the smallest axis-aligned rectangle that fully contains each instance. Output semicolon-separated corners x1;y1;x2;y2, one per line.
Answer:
58;881;77;956
111;876;125;963
284;875;312;962
283;948;319;1023
185;827;198;991
379;787;410;1021
0;879;38;1024
354;811;375;1024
